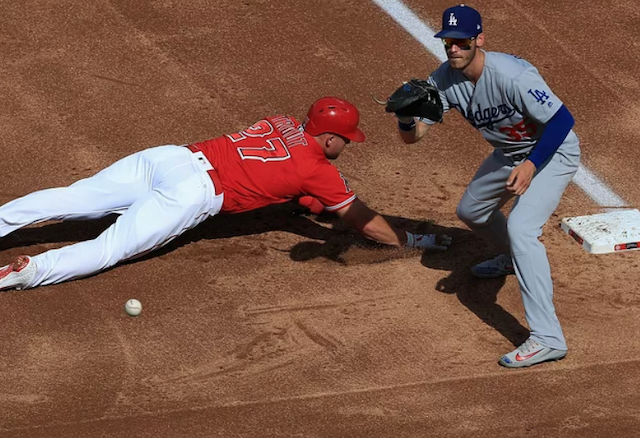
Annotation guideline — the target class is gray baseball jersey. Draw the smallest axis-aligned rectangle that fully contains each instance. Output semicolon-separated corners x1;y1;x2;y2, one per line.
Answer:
423;51;579;159
423;50;581;351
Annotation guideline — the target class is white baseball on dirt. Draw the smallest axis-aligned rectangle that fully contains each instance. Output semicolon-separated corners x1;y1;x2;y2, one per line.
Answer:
124;299;142;316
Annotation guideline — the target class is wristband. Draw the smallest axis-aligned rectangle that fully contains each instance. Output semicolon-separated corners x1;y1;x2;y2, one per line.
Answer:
398;119;416;132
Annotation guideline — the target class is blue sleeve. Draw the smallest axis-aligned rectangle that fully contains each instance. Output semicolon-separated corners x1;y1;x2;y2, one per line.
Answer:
527;105;574;168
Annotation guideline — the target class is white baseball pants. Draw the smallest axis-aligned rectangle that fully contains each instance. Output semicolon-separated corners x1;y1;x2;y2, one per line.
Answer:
0;145;223;288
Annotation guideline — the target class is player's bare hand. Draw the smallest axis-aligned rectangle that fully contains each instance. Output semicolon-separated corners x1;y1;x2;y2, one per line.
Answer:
405;232;452;251
506;160;536;195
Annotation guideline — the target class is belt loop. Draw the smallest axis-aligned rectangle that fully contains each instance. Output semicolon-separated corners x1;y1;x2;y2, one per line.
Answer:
510;151;530;163
184;145;223;196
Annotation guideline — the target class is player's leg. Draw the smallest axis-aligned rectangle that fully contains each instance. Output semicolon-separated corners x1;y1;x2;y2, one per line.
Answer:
12;148;222;288
456;151;514;273
499;139;580;367
0;145;177;238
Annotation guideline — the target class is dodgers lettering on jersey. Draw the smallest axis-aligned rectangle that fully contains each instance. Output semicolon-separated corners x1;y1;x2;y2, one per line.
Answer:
424;51;578;158
189;116;356;214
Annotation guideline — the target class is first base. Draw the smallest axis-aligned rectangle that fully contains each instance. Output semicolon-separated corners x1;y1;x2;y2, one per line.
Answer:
561;209;640;254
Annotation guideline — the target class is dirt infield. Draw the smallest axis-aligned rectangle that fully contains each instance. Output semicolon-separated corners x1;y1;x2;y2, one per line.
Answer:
1;1;640;437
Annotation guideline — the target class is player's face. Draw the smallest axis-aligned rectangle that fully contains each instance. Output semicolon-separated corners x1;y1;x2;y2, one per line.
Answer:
444;34;483;70
325;134;350;160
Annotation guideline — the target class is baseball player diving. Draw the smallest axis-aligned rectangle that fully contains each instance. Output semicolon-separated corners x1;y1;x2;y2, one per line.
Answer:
0;97;452;293
384;5;580;368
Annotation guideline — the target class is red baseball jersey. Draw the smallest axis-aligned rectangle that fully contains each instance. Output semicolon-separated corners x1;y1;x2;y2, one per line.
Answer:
188;115;356;214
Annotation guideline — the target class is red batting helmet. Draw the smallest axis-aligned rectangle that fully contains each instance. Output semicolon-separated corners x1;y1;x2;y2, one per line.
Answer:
303;97;366;142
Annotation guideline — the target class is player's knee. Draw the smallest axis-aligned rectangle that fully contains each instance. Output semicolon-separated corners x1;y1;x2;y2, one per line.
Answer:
456;202;471;224
456;202;488;226
506;216;541;245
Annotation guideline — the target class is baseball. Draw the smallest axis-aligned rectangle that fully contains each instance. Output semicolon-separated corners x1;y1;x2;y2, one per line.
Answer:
124;299;142;316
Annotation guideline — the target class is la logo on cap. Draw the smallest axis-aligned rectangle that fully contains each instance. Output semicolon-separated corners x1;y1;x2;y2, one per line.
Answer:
435;4;482;39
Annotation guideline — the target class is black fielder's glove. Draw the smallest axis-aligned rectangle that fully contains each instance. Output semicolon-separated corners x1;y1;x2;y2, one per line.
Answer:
384;79;444;123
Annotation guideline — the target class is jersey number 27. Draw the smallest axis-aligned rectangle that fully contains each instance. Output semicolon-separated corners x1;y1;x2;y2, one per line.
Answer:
228;120;291;162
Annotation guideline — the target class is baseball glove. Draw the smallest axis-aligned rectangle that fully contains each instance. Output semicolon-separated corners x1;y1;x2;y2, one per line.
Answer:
384;79;444;122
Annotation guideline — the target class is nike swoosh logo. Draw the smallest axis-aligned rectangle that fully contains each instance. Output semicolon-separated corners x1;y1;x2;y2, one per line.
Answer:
515;350;542;361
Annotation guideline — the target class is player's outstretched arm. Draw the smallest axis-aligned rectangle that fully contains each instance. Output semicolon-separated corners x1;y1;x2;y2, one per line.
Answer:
335;199;451;250
336;199;405;246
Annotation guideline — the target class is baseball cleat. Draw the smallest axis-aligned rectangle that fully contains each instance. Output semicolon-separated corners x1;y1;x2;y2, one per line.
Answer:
471;253;515;278
0;255;37;291
499;338;567;368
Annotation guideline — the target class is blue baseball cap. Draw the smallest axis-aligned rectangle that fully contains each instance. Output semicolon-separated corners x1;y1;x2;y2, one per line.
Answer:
434;4;482;39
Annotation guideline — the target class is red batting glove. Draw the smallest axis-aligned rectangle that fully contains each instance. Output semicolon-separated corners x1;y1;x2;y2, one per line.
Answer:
297;196;324;215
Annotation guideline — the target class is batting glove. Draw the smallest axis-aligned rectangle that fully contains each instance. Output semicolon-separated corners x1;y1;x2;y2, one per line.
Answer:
297;196;324;215
405;231;452;251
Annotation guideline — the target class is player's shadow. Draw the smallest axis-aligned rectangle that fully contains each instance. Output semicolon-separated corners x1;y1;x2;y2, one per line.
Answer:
0;203;527;345
0;202;375;262
0;203;355;284
418;222;529;347
287;217;529;347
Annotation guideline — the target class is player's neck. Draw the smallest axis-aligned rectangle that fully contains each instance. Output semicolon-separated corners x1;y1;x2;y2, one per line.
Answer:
462;49;485;84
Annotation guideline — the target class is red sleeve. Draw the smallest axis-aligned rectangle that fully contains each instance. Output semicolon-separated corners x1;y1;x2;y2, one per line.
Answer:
301;163;356;212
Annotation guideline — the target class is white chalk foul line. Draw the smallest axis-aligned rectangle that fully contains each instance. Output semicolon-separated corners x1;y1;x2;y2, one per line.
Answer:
573;165;626;207
371;0;627;208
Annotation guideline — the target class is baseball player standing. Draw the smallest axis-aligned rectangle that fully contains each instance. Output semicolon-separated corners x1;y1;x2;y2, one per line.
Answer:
0;97;451;292
392;5;580;368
